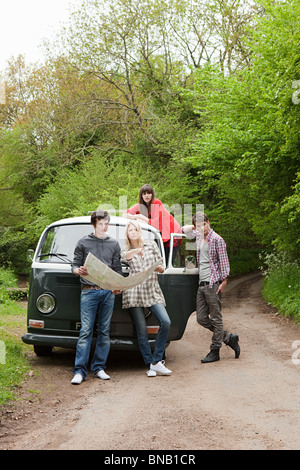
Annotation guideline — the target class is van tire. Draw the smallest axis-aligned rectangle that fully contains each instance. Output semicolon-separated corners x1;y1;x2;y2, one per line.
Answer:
34;345;53;356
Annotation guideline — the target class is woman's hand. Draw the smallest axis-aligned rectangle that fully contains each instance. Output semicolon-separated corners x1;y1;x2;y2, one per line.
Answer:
126;247;144;260
122;212;149;224
135;214;149;224
155;264;164;274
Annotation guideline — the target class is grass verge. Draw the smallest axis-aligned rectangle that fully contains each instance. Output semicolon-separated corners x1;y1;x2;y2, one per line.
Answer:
0;287;31;405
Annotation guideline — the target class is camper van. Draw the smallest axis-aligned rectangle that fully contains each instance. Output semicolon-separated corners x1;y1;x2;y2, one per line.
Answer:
22;216;199;356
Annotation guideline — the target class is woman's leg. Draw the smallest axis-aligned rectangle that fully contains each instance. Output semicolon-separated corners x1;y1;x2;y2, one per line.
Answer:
149;303;171;364
130;307;153;366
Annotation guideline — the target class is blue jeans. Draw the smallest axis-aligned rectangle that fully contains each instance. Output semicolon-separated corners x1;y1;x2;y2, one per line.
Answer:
73;289;115;378
130;303;171;366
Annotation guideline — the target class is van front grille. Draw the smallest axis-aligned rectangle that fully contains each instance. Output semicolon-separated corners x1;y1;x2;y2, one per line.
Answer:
56;276;80;286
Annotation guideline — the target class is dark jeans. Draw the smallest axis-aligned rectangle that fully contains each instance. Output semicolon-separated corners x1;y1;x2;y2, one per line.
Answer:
196;282;230;351
130;303;171;366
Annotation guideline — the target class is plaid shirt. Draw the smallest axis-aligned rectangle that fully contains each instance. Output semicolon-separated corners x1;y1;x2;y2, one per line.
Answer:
121;241;166;308
183;228;230;287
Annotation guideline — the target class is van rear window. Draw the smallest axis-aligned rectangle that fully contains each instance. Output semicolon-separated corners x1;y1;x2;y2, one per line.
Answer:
36;223;157;263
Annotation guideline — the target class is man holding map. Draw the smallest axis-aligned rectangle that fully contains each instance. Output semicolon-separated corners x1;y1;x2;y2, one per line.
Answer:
71;210;123;385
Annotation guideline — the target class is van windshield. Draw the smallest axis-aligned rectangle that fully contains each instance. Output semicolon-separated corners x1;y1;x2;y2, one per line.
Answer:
36;223;157;263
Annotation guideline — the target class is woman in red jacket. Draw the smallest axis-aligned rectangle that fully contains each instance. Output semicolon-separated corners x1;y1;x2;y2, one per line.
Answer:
122;184;181;265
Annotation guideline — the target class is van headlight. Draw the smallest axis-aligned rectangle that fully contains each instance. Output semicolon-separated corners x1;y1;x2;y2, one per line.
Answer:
36;294;56;314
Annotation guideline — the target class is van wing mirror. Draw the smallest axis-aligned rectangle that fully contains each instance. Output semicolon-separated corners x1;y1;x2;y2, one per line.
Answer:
185;255;196;269
27;249;34;261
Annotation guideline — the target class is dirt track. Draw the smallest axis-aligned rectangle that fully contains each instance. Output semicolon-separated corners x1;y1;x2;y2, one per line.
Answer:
1;272;300;450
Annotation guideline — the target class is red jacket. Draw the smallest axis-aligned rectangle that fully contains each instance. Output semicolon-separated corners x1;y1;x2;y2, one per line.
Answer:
126;198;182;246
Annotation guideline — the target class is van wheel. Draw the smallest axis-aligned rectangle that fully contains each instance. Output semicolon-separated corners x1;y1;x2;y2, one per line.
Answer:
34;345;53;356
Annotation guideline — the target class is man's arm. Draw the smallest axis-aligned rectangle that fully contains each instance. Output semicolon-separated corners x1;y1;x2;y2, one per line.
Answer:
72;241;86;275
181;225;196;240
111;242;123;294
217;278;227;294
216;238;230;293
111;242;123;276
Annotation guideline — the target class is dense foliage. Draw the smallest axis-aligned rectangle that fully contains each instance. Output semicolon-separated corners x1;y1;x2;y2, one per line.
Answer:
260;252;300;320
0;0;299;280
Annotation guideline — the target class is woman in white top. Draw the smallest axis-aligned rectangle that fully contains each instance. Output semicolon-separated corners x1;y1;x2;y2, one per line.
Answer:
121;221;172;377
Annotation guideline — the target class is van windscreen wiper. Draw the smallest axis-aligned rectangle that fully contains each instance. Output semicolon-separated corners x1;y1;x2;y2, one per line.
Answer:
38;253;71;263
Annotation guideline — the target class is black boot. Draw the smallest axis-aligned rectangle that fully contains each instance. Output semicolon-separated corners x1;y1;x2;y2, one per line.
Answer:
201;349;220;363
227;334;240;358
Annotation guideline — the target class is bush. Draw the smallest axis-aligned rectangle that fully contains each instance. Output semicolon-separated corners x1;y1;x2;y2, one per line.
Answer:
0;266;17;288
260;252;300;321
229;249;261;276
0;267;18;305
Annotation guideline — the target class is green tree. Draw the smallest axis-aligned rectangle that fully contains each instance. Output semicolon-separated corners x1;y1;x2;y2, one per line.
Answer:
184;0;300;257
0;0;261;273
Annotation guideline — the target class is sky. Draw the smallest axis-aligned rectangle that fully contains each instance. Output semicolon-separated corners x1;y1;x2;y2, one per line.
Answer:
0;0;81;71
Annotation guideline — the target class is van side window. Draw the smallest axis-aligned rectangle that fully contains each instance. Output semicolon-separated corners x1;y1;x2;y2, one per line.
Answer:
172;236;197;269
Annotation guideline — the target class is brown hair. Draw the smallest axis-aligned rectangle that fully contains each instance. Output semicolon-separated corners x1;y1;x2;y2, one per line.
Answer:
90;210;110;227
138;184;155;217
139;184;155;204
192;212;209;226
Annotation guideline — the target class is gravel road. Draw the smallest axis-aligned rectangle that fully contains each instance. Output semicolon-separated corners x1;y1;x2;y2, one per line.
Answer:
1;272;300;450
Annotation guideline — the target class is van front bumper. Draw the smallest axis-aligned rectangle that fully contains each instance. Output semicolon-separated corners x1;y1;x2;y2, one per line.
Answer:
22;333;142;350
22;333;78;349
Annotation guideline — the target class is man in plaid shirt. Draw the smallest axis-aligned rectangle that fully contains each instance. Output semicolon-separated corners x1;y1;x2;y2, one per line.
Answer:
182;212;240;363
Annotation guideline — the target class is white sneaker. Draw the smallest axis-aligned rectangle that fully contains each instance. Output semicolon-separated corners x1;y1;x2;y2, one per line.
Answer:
96;369;110;380
150;360;172;375
146;369;156;377
71;373;84;385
